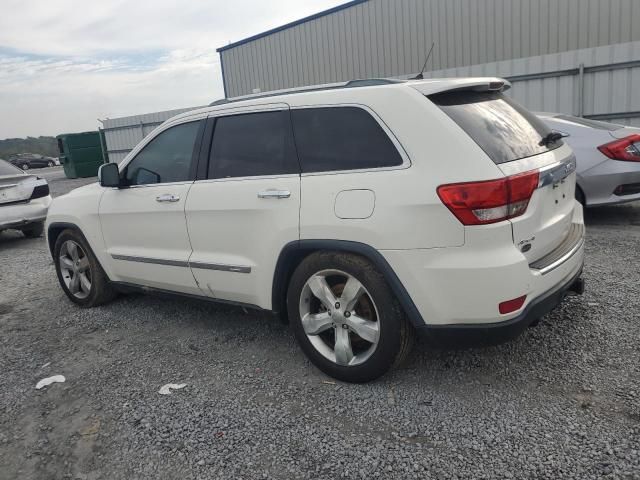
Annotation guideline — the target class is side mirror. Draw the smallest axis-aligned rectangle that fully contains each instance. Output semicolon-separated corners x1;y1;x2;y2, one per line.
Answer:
98;163;121;188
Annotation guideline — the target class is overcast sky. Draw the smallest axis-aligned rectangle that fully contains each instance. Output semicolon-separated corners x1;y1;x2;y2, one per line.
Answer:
0;0;345;139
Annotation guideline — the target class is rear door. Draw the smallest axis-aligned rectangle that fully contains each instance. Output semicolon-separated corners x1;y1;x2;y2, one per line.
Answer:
430;90;578;262
184;104;301;308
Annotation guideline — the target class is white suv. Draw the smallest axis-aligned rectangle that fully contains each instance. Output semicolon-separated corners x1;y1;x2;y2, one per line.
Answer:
46;78;585;382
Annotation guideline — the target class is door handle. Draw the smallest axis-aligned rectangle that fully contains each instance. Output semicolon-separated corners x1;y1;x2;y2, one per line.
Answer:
258;189;291;199
156;194;180;203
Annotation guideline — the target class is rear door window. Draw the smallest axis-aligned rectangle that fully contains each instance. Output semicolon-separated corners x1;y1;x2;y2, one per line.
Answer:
208;110;298;179
291;107;403;173
430;91;561;164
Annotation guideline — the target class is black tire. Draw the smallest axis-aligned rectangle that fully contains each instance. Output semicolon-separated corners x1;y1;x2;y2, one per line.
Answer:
575;185;586;206
21;163;29;170
47;161;54;167
53;229;117;307
21;222;44;238
287;251;415;383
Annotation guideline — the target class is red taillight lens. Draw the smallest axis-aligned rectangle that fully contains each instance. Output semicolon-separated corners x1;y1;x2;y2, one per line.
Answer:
498;295;527;314
598;134;640;162
437;170;539;225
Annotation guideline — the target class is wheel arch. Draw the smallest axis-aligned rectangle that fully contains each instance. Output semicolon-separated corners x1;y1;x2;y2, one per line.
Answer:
272;240;425;328
47;222;94;260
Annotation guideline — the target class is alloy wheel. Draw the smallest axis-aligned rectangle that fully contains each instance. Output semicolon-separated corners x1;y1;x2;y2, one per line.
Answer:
59;240;92;299
299;269;380;367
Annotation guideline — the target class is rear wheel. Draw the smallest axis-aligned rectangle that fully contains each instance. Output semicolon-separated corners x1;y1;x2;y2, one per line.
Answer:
21;222;44;238
54;229;117;307
21;163;29;170
287;252;414;383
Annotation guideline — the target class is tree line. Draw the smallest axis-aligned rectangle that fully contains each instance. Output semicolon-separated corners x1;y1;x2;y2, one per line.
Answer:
0;136;59;159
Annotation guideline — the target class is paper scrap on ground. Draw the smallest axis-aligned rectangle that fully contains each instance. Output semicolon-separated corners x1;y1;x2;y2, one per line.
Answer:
159;383;187;395
35;375;65;390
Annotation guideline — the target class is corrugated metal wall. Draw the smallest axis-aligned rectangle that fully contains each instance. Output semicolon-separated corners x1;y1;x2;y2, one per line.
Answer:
419;41;640;127
100;106;202;163
219;0;640;98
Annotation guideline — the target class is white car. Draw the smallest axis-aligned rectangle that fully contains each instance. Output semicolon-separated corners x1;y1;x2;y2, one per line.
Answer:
46;78;585;382
0;159;52;237
537;113;640;206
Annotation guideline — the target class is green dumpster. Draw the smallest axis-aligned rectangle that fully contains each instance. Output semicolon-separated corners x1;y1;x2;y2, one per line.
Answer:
56;131;106;179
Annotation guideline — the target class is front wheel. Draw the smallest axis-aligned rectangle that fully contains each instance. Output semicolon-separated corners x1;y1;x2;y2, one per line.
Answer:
47;161;54;167
21;163;29;170
53;229;117;307
287;252;414;383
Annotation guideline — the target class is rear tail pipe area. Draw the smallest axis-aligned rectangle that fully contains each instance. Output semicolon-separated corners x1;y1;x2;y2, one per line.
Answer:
567;277;585;296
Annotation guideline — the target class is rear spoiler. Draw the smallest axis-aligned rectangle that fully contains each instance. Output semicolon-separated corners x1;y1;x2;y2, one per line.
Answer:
409;77;511;96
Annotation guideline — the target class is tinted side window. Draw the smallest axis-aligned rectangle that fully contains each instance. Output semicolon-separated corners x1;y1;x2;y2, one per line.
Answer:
208;110;298;179
125;121;200;185
291;107;403;173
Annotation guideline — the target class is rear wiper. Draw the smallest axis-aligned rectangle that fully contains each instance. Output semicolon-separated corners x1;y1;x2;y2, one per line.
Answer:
539;130;568;147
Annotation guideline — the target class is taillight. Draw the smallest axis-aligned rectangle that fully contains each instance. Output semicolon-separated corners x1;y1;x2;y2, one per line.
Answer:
437;170;539;225
597;134;640;162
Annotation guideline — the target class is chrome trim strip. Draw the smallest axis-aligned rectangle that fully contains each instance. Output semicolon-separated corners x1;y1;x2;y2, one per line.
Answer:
111;254;189;268
111;254;251;274
538;156;577;189
189;261;251;274
532;237;584;275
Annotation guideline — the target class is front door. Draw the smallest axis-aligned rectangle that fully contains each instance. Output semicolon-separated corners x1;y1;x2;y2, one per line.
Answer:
99;119;204;295
185;106;301;309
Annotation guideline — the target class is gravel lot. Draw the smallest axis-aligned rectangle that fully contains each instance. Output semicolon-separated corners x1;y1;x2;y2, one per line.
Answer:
1;167;639;479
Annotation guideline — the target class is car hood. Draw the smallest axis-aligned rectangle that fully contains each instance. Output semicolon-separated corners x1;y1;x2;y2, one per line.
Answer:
58;181;101;199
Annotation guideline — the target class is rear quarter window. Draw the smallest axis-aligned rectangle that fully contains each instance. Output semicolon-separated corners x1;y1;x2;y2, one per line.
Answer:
291;107;403;173
430;91;561;164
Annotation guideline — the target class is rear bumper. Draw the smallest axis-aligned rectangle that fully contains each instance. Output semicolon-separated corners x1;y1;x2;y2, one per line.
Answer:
580;159;640;206
0;196;51;230
417;267;584;346
381;201;585;342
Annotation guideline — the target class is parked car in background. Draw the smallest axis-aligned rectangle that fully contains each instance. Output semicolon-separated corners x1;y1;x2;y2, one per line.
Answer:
46;77;584;382
8;153;57;170
538;113;640;207
0;159;52;237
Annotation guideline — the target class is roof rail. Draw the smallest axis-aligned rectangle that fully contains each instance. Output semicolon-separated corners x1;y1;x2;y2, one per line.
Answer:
208;78;407;107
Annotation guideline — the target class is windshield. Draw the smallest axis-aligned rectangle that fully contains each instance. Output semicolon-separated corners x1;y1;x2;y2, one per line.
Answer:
0;159;24;176
430;91;562;164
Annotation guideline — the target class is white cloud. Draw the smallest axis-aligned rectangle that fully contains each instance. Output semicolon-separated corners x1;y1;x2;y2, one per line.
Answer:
0;0;345;138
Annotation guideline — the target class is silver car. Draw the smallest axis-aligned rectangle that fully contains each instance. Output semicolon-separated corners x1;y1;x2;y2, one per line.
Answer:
0;159;52;237
538;113;640;207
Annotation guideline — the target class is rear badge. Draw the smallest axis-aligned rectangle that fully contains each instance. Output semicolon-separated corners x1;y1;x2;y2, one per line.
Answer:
518;236;535;253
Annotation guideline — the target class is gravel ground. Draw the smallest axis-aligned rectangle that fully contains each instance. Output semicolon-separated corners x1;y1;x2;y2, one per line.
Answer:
0;170;639;479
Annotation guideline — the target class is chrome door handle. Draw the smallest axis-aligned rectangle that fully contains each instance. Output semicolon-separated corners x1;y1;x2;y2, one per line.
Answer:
257;189;291;199
156;194;180;203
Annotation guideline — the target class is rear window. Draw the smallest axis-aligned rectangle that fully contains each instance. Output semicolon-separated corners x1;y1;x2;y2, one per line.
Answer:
430;91;561;164
0;159;23;176
555;115;624;131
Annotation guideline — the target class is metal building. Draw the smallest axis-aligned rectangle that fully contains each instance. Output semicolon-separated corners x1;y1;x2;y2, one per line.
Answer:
217;0;640;126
